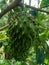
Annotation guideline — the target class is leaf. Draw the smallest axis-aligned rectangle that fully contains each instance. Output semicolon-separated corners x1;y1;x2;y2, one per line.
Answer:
40;0;49;7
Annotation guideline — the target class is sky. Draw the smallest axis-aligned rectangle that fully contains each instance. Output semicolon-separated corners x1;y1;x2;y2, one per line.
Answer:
24;0;42;8
24;0;38;7
46;40;49;46
7;0;41;8
0;0;42;8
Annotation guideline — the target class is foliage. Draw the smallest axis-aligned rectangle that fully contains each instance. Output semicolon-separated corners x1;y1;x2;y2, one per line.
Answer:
40;0;49;7
0;0;6;9
0;0;8;28
0;0;49;65
7;11;37;61
0;30;8;47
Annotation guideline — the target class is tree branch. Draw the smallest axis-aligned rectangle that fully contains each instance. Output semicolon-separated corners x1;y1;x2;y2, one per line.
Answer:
25;5;49;14
0;24;9;31
0;0;49;18
0;0;21;18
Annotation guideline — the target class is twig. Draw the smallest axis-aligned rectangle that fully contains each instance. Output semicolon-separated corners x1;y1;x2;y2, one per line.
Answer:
0;24;9;31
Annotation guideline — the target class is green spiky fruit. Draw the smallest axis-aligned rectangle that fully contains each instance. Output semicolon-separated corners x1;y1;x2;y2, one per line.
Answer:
8;12;36;61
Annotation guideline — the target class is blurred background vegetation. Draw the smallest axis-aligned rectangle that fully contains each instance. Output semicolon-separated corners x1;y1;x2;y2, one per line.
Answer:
0;0;49;65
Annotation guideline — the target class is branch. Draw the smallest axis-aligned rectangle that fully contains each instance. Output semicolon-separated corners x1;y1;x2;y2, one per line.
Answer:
0;0;21;18
25;5;49;14
0;24;9;31
0;0;49;18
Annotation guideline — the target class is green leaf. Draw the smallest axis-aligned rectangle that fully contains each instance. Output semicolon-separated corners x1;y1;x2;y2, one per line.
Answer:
40;0;49;7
